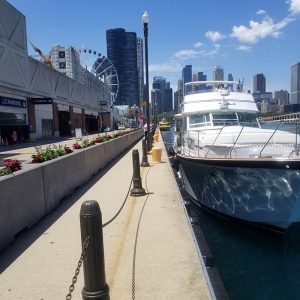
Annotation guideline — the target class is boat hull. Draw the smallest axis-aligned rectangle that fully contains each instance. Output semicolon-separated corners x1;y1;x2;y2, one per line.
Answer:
159;126;171;131
177;155;300;230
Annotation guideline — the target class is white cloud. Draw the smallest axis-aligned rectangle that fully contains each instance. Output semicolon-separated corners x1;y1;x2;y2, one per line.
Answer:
205;31;225;42
256;9;266;15
237;45;252;52
214;43;220;50
149;63;182;72
230;16;292;44
193;42;202;48
288;0;300;15
173;49;204;59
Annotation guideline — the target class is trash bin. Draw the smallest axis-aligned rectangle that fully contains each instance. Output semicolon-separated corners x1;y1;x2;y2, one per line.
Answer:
152;147;162;163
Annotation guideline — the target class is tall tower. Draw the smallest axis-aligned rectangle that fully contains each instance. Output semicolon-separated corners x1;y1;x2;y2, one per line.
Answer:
291;63;300;104
198;72;207;91
106;28;139;106
152;76;166;114
164;85;173;112
182;65;192;95
253;73;266;93
136;38;144;105
274;90;289;105
213;66;224;81
228;73;233;90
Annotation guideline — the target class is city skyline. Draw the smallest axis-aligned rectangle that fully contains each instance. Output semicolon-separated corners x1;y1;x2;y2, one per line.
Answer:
8;0;300;94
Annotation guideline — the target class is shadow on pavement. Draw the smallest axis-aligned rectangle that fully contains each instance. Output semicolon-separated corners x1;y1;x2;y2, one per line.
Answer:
0;139;142;273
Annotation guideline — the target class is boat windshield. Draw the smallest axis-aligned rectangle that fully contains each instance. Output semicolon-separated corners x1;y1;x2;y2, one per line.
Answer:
237;113;259;126
188;112;259;128
212;112;238;126
212;112;259;127
189;113;211;128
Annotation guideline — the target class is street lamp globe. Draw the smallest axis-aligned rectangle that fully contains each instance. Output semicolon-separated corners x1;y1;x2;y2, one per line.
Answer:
142;11;149;25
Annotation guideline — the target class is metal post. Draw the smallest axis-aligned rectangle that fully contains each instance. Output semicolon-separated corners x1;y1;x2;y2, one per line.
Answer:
80;200;109;300
141;138;150;167
130;149;146;196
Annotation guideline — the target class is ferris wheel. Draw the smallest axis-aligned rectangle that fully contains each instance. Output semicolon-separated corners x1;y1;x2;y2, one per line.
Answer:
78;48;119;107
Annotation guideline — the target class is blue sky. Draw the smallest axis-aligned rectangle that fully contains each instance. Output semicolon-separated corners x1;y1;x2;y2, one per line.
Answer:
8;0;300;94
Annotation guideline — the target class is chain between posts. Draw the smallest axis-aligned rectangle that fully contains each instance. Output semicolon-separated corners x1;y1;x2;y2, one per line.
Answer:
66;236;90;300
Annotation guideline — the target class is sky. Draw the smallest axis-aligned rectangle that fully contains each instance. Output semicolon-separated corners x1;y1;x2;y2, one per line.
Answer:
7;0;300;94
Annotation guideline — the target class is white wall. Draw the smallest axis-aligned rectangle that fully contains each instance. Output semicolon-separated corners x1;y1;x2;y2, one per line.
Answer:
35;104;53;137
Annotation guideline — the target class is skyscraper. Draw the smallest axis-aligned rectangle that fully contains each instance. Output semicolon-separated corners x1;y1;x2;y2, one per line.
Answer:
152;76;166;114
136;38;144;104
213;66;224;81
178;79;183;105
253;73;266;93
198;72;207;91
106;28;139;106
291;63;300;104
174;90;179;113
163;86;173;112
274;90;289;106
192;73;198;92
228;73;233;90
182;65;192;95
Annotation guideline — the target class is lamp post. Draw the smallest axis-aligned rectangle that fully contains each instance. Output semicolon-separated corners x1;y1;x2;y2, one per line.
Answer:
142;11;151;150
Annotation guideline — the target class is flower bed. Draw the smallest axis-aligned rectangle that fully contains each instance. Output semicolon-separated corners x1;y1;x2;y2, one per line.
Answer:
31;130;137;163
0;159;22;176
32;145;73;163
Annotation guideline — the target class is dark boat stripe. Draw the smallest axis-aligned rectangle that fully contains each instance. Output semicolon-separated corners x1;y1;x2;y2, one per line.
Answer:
177;153;300;170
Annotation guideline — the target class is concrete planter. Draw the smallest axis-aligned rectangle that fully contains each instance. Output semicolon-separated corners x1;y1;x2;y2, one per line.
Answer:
0;166;45;251
0;129;143;252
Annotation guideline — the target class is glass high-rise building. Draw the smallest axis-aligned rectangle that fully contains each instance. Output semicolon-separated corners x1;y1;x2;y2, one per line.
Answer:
182;65;192;95
136;38;144;104
291;63;300;104
163;87;173;112
228;73;233;90
106;28;139;106
152;76;173;113
274;90;289;106
253;73;266;93
198;72;207;91
174;90;179;113
213;66;224;81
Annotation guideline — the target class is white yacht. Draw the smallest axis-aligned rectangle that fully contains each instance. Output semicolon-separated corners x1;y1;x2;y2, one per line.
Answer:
173;80;300;232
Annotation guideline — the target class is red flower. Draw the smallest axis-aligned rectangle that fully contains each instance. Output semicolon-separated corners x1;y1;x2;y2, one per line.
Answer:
72;142;82;149
5;159;22;172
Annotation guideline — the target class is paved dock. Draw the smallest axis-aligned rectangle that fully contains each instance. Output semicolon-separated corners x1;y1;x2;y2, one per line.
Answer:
0;133;212;299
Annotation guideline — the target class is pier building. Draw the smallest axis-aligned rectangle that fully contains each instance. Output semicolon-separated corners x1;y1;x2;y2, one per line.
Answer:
0;1;114;144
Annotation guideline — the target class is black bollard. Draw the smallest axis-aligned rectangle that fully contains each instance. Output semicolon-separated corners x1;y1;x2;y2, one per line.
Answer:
80;200;109;300
141;138;150;167
130;149;146;196
147;133;152;152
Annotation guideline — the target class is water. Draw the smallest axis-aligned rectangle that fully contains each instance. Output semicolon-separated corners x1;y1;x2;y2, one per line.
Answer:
161;127;300;300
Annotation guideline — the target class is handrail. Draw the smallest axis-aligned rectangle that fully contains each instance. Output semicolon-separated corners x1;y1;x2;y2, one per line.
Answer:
258;121;282;158
229;125;245;158
205;126;226;158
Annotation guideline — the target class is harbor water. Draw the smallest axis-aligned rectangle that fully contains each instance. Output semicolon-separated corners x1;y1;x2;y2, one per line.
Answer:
161;127;300;300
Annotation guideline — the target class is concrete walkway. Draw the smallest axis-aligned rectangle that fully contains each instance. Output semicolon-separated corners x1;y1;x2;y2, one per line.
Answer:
0;133;212;299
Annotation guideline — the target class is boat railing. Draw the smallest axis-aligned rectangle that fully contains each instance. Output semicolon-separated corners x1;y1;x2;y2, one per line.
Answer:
204;126;226;157
229;125;245;158
258;121;283;158
180;120;300;158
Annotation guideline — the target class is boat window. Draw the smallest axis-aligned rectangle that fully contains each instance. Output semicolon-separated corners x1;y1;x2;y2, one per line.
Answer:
212;112;238;126
237;113;259;127
175;118;182;132
189;113;210;128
